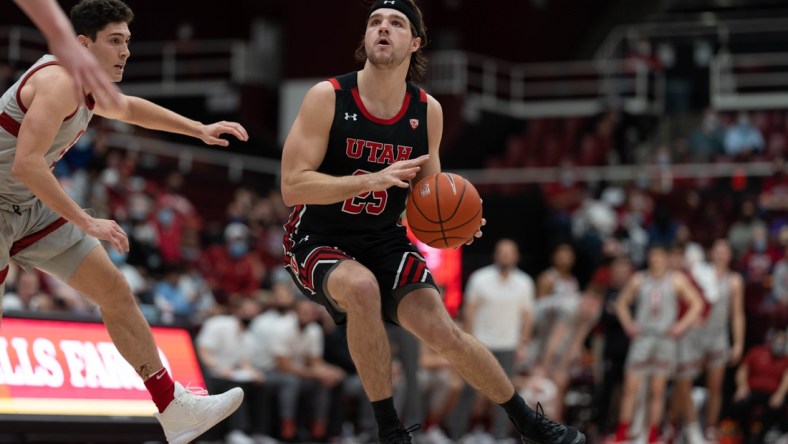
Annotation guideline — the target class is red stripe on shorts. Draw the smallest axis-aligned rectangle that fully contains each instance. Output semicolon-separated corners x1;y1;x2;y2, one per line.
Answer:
10;217;68;256
0;266;8;285
398;255;416;287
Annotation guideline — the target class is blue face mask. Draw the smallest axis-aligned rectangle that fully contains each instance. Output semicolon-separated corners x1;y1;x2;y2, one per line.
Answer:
755;239;767;253
228;241;248;258
157;208;175;226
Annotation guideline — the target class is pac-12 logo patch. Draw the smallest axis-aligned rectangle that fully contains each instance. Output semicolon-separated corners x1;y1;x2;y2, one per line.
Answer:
410;119;419;129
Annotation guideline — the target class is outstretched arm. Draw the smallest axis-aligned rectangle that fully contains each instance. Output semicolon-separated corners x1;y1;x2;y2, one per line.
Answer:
95;96;248;146
280;81;429;207
13;0;124;111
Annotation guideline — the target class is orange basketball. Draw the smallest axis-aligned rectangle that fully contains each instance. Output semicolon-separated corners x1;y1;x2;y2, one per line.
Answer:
406;173;483;249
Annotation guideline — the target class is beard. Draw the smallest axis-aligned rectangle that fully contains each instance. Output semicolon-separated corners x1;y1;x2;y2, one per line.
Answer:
366;43;405;68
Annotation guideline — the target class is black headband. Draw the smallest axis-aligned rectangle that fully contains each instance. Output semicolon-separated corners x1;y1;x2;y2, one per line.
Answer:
368;0;423;37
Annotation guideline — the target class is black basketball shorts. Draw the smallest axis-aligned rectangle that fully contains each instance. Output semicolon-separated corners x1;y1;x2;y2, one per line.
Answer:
283;232;438;325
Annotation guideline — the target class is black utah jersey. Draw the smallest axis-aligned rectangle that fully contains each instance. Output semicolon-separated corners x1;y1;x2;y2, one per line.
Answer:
285;71;429;238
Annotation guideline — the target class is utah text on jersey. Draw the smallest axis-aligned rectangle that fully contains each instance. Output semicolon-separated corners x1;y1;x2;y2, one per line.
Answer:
345;138;413;164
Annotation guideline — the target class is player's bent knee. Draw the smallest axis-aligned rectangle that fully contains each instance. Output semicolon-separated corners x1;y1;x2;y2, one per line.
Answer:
338;276;380;314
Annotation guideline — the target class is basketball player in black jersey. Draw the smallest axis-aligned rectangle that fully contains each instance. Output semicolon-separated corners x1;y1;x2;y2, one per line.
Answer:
280;1;585;443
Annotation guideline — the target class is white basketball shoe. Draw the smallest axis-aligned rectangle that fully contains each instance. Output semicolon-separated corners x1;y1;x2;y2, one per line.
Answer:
154;382;244;444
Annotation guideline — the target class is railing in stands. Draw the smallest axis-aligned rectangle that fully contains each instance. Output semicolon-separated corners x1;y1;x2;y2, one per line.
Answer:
595;17;788;62
106;132;281;183
711;51;788;110
0;26;272;98
425;51;664;118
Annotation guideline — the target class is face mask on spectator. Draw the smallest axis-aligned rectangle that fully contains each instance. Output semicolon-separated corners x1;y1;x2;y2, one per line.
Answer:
239;317;253;329
754;239;767;252
157;208;175;226
228;241;248;258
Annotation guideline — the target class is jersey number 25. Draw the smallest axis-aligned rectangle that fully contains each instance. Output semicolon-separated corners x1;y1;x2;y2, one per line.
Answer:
341;169;388;215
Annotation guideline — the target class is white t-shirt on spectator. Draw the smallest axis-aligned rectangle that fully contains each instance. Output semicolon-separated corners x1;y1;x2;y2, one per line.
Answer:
465;265;535;351
249;310;297;371
270;321;324;368
196;315;253;377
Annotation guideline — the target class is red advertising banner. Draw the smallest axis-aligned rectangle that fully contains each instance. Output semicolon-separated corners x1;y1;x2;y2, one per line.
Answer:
0;318;204;416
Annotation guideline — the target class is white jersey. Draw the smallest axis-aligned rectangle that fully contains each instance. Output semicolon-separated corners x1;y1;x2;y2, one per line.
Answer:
0;55;95;210
635;271;678;335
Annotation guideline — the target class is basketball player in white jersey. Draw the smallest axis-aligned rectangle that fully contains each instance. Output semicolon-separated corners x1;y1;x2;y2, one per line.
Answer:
674;239;745;444
610;244;703;444
0;1;248;443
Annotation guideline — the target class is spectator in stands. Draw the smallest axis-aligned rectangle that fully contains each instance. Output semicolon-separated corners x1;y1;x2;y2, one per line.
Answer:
265;297;345;441
688;108;725;162
737;224;782;284
153;263;195;325
248;196;286;271
199;222;260;304
158;171;200;230
731;329;788;444
724;112;765;159
728;199;768;260
610;244;703;444
2;269;50;312
463;239;535;439
196;297;269;444
153;205;183;265
126;192;163;273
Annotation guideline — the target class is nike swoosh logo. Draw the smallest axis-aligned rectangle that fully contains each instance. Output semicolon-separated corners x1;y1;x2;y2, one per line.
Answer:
156;371;166;380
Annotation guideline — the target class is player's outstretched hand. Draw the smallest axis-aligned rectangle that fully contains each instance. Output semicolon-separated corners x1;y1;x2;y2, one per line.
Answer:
82;217;129;254
370;155;430;191
199;121;250;146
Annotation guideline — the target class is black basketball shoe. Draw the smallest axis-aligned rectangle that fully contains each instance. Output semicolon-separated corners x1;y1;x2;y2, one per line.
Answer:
516;403;586;444
378;424;421;444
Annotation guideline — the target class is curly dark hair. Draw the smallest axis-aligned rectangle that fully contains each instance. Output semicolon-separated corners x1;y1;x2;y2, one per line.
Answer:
70;0;134;40
354;0;429;83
